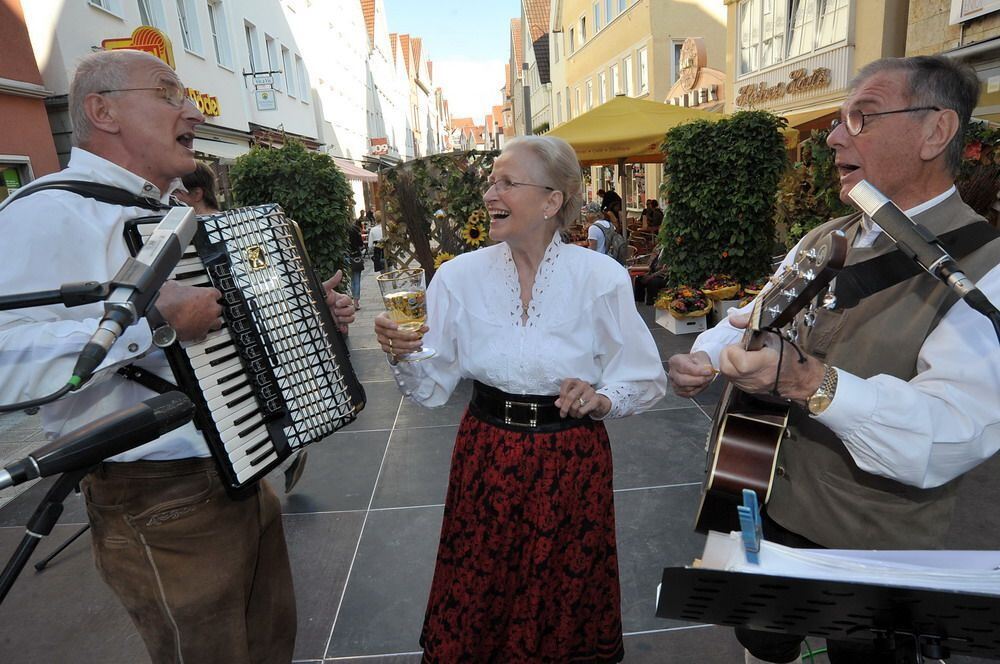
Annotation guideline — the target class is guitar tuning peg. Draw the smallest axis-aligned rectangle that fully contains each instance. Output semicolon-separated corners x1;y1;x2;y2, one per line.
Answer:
783;287;798;300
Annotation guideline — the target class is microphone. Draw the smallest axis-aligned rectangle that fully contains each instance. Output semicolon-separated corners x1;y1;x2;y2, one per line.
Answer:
71;207;197;386
847;180;997;317
0;392;194;490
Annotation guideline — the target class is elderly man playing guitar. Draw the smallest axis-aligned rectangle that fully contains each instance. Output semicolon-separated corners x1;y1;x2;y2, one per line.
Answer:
668;55;1000;664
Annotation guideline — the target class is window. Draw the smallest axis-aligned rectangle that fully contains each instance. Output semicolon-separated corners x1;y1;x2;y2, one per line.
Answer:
618;0;626;12
89;0;121;14
586;79;594;110
565;86;571;120
605;0;613;22
265;35;281;90
207;0;233;68
137;0;166;27
244;22;261;72
281;46;295;97
295;55;309;100
610;63;620;95
815;0;849;49
598;71;607;104
175;0;203;54
594;2;601;31
553;33;560;63
638;47;648;95
556;91;562;124
786;0;817;58
624;55;634;96
580;17;586;43
672;39;685;82
575;87;581;116
569;28;575;54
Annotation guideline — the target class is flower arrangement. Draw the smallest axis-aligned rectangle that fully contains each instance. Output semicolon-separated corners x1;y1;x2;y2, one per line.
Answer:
701;274;740;301
655;286;711;318
434;252;456;269
742;277;769;296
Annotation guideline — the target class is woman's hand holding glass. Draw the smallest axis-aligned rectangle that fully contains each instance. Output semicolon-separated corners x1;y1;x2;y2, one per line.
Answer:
374;312;429;363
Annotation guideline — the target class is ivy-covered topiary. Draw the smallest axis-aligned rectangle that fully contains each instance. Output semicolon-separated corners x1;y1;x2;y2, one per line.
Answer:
658;111;787;286
229;139;354;284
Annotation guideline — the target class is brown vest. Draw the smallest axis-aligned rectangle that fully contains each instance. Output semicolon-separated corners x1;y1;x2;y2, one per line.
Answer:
768;192;1000;549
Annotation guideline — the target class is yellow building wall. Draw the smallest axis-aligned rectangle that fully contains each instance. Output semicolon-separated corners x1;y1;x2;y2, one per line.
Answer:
907;0;1000;56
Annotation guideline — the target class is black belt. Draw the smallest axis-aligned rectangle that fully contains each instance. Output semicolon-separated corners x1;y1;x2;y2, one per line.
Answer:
470;381;590;432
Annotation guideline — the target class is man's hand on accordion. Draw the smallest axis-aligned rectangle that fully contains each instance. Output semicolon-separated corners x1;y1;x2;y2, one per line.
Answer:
153;281;224;342
324;270;355;333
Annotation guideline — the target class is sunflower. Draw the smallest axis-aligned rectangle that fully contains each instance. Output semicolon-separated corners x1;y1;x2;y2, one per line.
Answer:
434;252;456;269
468;208;489;225
462;222;486;246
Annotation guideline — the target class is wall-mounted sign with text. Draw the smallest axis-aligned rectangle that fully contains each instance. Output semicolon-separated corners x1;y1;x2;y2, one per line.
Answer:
736;67;832;108
369;137;389;155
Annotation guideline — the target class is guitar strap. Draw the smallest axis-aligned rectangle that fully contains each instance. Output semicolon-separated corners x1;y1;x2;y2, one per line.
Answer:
831;221;1000;310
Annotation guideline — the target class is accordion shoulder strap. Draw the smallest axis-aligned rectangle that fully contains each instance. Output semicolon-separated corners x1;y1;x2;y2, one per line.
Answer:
116;365;180;395
2;180;171;211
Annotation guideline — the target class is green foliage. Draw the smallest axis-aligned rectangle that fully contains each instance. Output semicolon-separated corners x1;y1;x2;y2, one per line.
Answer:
775;128;853;249
533;122;551;134
229;139;354;284
957;120;1000;223
658;111;787;287
380;151;497;280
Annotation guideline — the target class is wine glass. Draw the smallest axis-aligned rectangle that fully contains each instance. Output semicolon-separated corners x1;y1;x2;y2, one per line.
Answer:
376;267;435;361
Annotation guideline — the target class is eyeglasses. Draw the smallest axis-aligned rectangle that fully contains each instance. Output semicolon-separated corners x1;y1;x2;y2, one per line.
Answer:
98;82;191;108
481;177;556;196
830;106;941;136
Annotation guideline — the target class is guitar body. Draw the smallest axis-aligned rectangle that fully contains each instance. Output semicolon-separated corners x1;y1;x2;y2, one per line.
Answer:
695;384;788;533
692;230;848;534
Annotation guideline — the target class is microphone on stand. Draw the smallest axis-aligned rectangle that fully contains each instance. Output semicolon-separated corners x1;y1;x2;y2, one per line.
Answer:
0;392;194;490
71;207;197;386
847;179;997;317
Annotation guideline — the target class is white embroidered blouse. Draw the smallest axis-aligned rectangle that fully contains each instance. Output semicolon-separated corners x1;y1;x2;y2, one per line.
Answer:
389;232;668;418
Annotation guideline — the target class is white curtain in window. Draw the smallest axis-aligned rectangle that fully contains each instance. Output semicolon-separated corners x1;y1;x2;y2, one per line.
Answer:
787;0;817;58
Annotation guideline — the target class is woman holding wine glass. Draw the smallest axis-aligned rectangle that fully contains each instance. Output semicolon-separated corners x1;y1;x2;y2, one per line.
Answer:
373;135;667;663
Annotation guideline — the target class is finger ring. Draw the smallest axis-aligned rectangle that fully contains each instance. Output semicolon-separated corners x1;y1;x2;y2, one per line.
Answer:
388;338;393;350
578;397;586;407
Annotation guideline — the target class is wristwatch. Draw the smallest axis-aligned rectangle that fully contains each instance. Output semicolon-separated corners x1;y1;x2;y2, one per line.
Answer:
807;364;838;415
147;303;177;349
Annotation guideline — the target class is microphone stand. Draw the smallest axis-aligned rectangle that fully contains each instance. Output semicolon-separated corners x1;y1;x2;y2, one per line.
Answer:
0;467;90;605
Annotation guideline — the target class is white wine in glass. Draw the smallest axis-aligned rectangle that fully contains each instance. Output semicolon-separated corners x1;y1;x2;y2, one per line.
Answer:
377;268;435;361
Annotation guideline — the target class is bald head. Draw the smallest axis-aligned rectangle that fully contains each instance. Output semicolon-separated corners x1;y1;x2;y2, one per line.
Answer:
70;50;167;146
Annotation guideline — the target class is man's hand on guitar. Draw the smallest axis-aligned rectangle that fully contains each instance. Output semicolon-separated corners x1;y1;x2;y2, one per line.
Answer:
719;332;827;405
667;351;717;398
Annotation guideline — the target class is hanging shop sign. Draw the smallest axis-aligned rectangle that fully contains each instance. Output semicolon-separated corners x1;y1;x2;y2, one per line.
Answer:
369;137;389;156
679;38;707;93
736;67;832;108
254;89;277;111
102;26;175;69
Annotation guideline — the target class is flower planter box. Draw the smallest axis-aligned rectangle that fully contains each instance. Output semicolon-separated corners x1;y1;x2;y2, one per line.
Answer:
710;299;742;327
656;309;707;335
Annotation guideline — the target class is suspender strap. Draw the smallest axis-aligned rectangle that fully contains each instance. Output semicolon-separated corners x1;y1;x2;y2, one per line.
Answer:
832;221;1000;310
3;180;170;211
116;365;180;395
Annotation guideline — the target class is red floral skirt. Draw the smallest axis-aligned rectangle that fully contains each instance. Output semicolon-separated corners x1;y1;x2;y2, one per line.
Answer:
420;408;624;663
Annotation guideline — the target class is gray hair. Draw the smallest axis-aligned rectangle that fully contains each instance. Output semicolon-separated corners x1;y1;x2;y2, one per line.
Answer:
503;135;583;229
853;55;980;176
69;50;142;146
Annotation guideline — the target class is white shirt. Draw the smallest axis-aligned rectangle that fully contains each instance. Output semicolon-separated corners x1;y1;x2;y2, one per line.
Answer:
692;187;1000;488
587;219;611;254
368;224;384;249
390;233;667;418
0;148;208;460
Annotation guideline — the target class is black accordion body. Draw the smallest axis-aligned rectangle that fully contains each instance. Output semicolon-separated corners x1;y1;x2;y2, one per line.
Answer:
125;204;366;495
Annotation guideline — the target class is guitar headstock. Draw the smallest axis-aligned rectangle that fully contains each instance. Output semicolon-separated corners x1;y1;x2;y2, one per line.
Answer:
751;230;848;331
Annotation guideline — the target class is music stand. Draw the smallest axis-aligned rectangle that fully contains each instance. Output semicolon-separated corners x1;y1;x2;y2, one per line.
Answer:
656;566;1000;661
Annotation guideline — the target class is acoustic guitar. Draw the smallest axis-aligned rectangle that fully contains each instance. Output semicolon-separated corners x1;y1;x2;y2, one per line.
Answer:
694;230;848;534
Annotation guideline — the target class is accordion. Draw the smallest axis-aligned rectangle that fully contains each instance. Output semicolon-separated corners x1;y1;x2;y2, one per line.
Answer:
125;204;366;495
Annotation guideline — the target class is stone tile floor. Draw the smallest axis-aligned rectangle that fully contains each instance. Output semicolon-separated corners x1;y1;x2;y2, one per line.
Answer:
0;265;994;663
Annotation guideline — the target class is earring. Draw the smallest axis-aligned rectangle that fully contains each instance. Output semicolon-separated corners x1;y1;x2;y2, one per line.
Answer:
543;214;548;220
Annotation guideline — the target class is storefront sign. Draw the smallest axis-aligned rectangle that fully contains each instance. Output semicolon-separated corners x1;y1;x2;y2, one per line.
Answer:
369;137;389;155
102;26;175;69
736;67;832;107
253;75;274;87
187;88;221;116
255;89;277;111
678;38;707;93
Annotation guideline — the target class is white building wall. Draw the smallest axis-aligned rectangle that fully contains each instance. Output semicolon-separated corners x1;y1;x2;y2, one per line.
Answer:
368;1;406;161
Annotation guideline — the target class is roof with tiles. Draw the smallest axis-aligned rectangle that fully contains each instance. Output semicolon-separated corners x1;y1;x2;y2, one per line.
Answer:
523;0;550;42
412;37;422;69
389;32;398;64
399;34;412;73
493;105;505;128
360;0;375;46
511;19;523;73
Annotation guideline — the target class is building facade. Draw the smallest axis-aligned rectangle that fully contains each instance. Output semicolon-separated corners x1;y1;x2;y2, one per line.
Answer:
0;0;59;199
